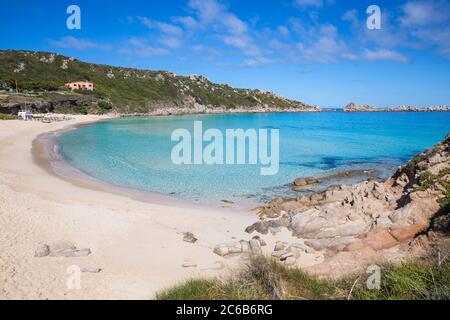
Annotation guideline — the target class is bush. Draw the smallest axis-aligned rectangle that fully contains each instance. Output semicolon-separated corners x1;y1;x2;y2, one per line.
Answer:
98;100;113;111
0;114;18;120
157;251;450;300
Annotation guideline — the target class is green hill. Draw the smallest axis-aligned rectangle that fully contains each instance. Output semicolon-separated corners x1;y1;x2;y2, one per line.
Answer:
0;50;317;114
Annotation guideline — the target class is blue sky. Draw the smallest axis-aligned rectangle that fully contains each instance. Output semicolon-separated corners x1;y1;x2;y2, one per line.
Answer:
1;0;450;107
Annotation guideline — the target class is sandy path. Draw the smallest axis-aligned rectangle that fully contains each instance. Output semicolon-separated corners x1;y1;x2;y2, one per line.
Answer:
0;116;320;300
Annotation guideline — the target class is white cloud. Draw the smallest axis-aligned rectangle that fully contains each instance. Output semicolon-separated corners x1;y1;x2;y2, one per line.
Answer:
187;0;262;57
48;36;110;50
171;16;197;29
412;27;450;59
277;26;290;37
363;48;408;63
139;17;184;36
188;0;224;22
294;0;324;8
291;23;353;63
158;37;183;49
134;0;264;60
399;1;448;27
243;57;273;67
138;17;185;49
341;9;358;24
398;1;450;59
118;37;169;57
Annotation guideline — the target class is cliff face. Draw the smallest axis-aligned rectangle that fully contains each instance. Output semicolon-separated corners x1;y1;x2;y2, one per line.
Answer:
0;92;98;115
0;50;318;114
244;134;450;277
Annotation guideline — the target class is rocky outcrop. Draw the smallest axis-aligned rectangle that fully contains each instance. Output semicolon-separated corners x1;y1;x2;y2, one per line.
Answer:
0;93;97;115
343;102;376;112
343;102;450;112
244;133;450;277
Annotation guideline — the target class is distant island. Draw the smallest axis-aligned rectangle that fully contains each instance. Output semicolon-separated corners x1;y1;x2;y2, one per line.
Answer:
343;102;450;112
0;50;319;116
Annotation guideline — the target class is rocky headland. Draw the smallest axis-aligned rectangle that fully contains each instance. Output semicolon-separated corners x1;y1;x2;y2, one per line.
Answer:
0;50;319;116
215;133;450;278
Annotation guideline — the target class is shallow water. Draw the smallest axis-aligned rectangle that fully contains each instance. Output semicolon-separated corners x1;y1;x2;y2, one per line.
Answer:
58;112;450;204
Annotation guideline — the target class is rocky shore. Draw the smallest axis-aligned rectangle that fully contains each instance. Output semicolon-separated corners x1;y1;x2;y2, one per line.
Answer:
344;102;450;112
215;133;450;277
118;104;321;116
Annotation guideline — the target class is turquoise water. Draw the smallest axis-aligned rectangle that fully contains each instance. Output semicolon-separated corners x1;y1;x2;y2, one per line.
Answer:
58;113;450;204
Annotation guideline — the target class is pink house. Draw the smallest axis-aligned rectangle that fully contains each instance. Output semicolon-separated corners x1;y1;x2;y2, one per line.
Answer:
65;81;94;91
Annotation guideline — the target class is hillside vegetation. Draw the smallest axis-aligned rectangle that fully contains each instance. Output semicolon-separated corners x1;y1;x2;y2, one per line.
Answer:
0;50;315;114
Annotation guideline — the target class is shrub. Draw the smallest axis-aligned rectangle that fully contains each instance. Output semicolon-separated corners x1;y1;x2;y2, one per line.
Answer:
157;249;450;300
98;100;113;111
0;114;18;120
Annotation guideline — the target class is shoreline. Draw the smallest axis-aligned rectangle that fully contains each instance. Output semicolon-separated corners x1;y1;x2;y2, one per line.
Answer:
33;123;226;211
32;118;259;212
35;113;404;210
0;115;321;300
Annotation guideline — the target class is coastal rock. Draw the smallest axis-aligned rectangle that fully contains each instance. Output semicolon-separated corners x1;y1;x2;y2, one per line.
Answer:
245;133;450;276
293;177;320;188
182;259;198;268
183;232;198;244
252;235;267;247
213;241;249;257
271;251;286;259
213;238;265;258
35;241;92;258
284;256;297;266
343;102;450;113
280;252;294;261
288;243;313;254
34;244;50;257
274;241;287;252
245;214;292;235
343;102;376;112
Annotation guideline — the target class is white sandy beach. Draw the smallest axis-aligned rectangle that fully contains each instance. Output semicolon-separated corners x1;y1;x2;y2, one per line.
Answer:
0;115;321;300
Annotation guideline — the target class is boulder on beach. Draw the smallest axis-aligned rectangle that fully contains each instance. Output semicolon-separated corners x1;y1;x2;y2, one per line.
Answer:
213;239;263;257
292;177;320;188
34;241;92;258
34;244;50;257
183;232;198;244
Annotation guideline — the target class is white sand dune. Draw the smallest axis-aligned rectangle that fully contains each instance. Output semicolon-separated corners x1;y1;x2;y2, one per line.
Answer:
0;116;319;300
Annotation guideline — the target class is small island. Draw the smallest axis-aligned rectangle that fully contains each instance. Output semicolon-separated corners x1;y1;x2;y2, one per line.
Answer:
343;102;450;112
